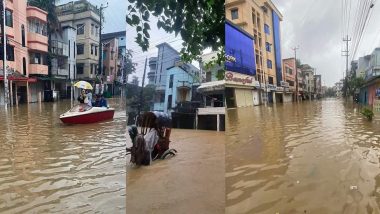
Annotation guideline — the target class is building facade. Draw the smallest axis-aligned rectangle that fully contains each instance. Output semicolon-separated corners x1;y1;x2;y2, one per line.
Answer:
300;64;315;100
50;26;76;99
282;58;297;102
152;42;199;111
225;0;283;104
1;0;48;105
56;0;101;81
147;57;157;85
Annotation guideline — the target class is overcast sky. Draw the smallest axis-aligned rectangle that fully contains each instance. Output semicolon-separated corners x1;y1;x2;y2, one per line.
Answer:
272;0;380;87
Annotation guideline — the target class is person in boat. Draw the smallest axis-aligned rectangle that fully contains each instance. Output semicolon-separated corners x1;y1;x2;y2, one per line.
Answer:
77;90;86;104
86;90;93;107
94;94;101;107
99;94;108;107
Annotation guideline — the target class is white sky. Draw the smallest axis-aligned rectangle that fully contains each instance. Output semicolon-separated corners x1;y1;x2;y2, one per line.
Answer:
273;0;380;87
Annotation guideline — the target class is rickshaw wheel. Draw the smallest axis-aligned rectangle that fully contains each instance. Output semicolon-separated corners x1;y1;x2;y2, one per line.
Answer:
162;149;177;159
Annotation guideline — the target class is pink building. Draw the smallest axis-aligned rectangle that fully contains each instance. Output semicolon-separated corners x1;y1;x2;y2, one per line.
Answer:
102;37;118;94
0;0;48;105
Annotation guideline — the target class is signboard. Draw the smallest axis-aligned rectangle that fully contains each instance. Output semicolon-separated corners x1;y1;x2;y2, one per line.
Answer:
225;71;257;87
268;84;276;91
225;21;256;76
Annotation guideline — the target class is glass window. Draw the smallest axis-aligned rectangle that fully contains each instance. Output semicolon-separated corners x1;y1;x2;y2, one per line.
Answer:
169;74;174;88
5;9;12;27
21;25;25;47
77;44;84;55
231;9;238;20
91;44;94;55
267;59;272;69
168;95;173;109
264;24;270;35
91;24;94;35
265;42;271;52
77;63;84;74
77;24;84;35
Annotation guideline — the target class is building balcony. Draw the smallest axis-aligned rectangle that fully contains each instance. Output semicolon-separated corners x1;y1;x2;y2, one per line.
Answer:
27;32;48;52
29;64;48;75
26;6;48;22
6;0;14;11
366;67;380;80
5;26;15;38
177;81;192;90
51;40;68;57
51;67;69;76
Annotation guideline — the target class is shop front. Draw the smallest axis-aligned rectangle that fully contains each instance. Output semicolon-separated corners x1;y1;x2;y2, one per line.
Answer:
225;71;259;108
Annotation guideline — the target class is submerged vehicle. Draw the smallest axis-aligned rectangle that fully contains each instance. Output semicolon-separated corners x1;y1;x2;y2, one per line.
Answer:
59;104;114;124
126;111;177;165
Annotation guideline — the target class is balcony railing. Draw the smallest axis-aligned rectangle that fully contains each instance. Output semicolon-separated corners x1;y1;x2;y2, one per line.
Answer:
51;40;68;56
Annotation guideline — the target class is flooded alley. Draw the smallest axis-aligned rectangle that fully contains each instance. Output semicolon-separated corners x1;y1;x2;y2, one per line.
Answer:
0;99;126;213
226;99;380;213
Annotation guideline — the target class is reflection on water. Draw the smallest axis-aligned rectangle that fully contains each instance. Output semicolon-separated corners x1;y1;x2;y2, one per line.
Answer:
226;99;380;213
0;99;126;213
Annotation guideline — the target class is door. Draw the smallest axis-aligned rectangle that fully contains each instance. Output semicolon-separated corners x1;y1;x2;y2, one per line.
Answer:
252;90;259;106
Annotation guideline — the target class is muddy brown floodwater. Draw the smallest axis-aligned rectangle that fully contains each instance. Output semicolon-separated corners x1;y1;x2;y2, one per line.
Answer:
126;129;225;214
226;99;380;214
0;99;126;213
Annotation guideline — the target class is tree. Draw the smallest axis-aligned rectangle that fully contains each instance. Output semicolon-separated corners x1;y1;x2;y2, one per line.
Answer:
125;49;137;78
126;0;225;62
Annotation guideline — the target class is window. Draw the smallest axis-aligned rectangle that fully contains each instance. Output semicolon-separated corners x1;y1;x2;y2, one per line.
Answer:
5;9;13;27
111;51;114;60
7;46;14;61
68;40;70;57
21;25;25;47
264;24;270;35
267;59;272;69
231;8;238;20
23;57;26;75
91;24;94;35
268;76;274;84
95;26;99;36
91;44;94;55
265;42;271;52
286;67;293;75
90;64;93;74
95;46;97;56
168;95;173;109
68;64;71;79
77;24;84;35
252;13;256;25
169;74;174;88
77;44;84;55
77;63;84;74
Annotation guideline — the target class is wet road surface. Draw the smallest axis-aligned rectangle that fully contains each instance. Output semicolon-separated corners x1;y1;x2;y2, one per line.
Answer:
226;99;380;214
0;99;126;213
126;129;225;214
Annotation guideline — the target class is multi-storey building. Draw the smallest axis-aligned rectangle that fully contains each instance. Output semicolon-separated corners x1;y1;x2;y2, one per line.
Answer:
50;26;76;99
1;0;48;105
225;0;283;104
101;37;118;95
102;31;127;85
56;0;101;81
152;42;199;111
314;74;322;99
359;47;380;106
300;64;315;100
282;58;297;102
147;57;157;85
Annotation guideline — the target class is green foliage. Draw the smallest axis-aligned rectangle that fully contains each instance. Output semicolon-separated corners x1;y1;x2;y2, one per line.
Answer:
125;49;137;76
343;75;365;97
361;107;374;121
126;0;225;62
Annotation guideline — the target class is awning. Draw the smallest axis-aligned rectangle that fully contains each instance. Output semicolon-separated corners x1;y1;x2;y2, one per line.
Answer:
0;76;37;82
197;80;225;93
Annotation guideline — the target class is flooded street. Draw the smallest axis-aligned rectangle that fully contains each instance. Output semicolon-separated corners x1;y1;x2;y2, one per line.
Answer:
0;99;126;213
226;99;380;213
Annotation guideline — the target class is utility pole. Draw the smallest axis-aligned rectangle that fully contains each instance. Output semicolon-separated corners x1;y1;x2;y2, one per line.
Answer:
98;3;108;87
342;35;351;97
1;0;8;109
137;57;147;117
292;46;299;102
